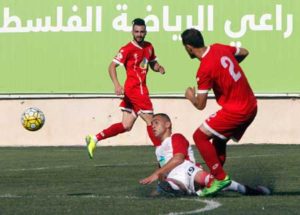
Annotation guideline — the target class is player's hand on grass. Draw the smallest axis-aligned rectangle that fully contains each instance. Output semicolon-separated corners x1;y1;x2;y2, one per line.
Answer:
139;173;159;185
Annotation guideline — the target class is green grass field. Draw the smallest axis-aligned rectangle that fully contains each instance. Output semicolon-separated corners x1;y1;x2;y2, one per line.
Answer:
0;145;299;215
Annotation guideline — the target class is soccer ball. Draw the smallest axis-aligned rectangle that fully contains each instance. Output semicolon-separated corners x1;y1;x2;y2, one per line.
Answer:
21;107;45;131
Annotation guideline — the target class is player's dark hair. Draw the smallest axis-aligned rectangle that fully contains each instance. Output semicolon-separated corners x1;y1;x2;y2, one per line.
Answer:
181;28;205;48
132;18;146;27
153;113;171;123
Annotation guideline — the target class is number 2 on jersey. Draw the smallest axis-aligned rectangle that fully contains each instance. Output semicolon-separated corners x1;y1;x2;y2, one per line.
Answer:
220;56;241;82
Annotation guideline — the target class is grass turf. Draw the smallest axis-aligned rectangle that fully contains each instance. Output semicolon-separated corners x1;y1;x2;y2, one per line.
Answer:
0;144;299;214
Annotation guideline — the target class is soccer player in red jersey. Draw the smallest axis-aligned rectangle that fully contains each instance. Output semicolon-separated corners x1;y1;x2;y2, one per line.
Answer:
86;18;165;158
181;28;257;197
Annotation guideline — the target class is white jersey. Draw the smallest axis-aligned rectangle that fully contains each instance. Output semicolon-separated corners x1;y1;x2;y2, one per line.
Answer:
154;133;202;194
155;133;196;168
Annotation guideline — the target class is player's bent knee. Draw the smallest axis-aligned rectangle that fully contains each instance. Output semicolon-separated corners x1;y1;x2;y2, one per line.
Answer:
121;122;134;131
193;128;209;141
123;125;133;131
193;128;202;141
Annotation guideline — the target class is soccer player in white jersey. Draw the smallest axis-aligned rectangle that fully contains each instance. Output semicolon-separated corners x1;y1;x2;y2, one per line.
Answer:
139;113;270;196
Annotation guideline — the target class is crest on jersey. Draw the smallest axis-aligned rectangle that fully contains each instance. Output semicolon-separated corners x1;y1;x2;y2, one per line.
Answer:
140;57;148;70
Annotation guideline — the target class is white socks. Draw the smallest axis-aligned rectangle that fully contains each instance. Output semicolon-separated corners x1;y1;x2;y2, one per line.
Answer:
223;180;246;194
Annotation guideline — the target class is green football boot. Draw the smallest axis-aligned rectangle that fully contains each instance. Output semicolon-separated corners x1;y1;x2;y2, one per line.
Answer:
86;135;96;159
198;175;231;197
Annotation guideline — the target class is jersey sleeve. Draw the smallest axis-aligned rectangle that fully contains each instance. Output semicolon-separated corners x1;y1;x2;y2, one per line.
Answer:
149;44;157;62
196;68;212;94
216;43;240;56
113;46;129;66
171;133;189;157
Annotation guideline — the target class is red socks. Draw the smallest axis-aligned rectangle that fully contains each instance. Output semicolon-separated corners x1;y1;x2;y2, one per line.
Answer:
147;125;161;146
193;128;227;180
95;123;161;147
96;122;126;141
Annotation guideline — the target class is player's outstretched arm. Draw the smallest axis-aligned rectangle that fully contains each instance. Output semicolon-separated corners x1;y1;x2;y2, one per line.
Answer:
108;61;123;96
150;61;165;74
235;47;249;63
139;154;184;185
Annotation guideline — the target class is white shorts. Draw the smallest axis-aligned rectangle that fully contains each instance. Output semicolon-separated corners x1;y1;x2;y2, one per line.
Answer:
166;160;202;194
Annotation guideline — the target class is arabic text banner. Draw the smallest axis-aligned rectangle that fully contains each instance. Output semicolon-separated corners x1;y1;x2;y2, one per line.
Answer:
0;0;299;94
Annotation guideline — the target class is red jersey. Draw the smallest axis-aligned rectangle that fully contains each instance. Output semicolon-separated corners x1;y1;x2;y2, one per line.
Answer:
197;43;257;114
113;41;157;96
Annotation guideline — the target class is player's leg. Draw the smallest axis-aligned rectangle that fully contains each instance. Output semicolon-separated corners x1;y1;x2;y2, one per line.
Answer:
195;109;257;196
193;169;247;195
139;112;161;146
158;179;187;196
159;161;201;196
223;182;271;195
212;137;228;166
126;92;160;146
193;121;231;196
86;111;136;159
195;170;270;196
194;168;244;195
139;112;153;126
121;111;138;131
157;167;188;196
193;126;228;180
86;98;137;159
194;161;269;196
95;111;136;141
222;180;247;194
194;169;210;188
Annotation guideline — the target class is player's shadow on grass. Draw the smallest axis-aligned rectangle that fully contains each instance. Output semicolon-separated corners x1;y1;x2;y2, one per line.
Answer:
271;191;300;196
67;192;95;196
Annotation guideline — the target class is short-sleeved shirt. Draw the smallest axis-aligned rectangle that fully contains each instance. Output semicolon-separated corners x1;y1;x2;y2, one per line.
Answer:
155;133;196;167
197;43;257;114
113;41;157;96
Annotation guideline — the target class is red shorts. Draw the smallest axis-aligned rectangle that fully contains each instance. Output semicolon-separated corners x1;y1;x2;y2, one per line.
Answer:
119;93;153;117
203;107;257;141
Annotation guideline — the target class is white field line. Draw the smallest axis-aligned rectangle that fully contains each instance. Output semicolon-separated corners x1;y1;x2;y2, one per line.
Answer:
6;162;157;172
163;199;221;215
7;165;74;172
94;161;157;167
227;153;287;159
5;153;285;172
0;194;221;214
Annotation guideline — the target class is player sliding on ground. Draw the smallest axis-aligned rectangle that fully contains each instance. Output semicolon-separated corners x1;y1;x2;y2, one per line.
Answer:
181;29;258;197
139;114;270;197
85;18;165;158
